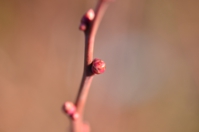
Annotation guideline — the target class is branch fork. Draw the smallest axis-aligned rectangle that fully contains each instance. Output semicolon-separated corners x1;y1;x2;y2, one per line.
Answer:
63;1;112;132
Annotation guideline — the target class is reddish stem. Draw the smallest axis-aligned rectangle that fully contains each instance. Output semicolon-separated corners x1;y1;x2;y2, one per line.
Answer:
67;1;112;132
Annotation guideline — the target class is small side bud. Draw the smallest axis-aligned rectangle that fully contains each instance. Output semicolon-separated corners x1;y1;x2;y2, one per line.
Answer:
79;9;95;31
64;102;78;120
72;113;79;120
86;9;95;21
91;58;106;74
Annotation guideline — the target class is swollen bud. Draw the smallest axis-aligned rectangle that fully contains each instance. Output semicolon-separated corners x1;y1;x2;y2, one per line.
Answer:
91;58;106;74
64;102;79;120
64;102;76;115
79;9;95;31
86;9;95;21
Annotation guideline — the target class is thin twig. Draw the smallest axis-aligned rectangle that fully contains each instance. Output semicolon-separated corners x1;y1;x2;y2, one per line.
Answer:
64;1;112;132
75;0;110;119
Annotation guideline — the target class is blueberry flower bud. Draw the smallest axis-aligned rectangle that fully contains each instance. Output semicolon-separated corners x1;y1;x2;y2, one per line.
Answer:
64;102;76;116
79;9;95;31
91;58;106;74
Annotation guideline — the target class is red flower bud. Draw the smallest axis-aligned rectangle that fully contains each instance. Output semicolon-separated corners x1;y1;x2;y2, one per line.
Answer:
64;102;76;115
79;9;95;31
91;59;106;74
86;9;95;21
64;102;79;120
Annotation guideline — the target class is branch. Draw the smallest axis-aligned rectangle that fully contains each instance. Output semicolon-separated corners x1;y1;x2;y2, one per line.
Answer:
63;0;112;132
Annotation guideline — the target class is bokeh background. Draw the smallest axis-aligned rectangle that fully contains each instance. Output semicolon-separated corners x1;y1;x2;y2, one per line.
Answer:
0;0;199;132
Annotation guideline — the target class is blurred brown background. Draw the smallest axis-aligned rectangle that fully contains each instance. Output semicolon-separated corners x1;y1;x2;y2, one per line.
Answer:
0;0;199;132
